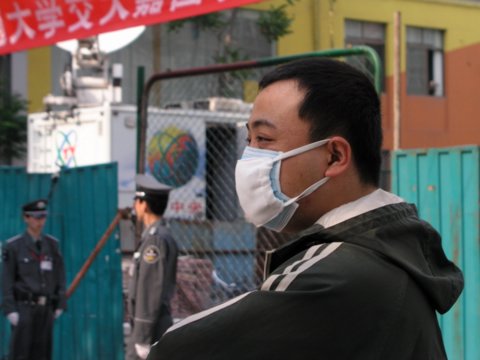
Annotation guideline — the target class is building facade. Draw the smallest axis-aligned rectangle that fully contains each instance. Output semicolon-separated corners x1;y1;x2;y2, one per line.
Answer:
277;0;480;149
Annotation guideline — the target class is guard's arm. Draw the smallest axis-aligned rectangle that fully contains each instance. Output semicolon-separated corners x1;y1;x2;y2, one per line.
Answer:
132;237;166;345
52;239;67;310
2;245;18;315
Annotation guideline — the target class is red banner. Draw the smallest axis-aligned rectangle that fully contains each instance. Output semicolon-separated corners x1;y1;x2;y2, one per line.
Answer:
0;0;263;55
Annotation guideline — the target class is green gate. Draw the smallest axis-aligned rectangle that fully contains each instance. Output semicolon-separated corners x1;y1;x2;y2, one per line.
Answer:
0;163;124;360
392;146;480;360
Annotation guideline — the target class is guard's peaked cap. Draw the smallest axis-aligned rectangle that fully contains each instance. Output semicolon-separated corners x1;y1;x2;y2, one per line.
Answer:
22;199;49;216
135;174;171;199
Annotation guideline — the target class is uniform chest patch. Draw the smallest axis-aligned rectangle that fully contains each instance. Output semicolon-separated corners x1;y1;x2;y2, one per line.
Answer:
143;245;160;264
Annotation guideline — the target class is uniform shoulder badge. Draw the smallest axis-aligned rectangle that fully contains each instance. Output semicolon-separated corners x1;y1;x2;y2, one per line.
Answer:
143;245;160;264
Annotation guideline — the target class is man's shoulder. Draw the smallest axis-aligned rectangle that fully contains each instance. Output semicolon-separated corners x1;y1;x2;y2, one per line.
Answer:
4;234;24;247
266;240;404;300
147;222;174;241
43;234;60;243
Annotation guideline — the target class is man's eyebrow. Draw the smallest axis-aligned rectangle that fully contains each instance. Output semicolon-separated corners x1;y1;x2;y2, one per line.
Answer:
246;119;277;130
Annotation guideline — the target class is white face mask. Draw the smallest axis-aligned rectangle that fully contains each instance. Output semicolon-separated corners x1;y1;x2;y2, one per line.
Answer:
235;139;330;232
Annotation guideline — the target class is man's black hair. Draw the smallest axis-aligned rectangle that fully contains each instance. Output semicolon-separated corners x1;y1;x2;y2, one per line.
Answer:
259;58;383;186
143;195;169;216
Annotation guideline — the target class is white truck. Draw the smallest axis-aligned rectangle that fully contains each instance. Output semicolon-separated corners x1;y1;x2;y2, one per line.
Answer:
27;100;250;210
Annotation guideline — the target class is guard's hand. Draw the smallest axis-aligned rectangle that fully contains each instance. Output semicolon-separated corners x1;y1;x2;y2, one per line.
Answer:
135;343;151;359
7;312;19;326
54;309;63;319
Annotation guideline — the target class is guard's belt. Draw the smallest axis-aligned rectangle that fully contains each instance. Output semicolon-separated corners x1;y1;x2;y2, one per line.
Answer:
15;293;52;306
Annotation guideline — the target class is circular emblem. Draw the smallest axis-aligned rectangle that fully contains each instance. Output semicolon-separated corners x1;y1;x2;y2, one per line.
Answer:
147;126;199;188
143;245;160;264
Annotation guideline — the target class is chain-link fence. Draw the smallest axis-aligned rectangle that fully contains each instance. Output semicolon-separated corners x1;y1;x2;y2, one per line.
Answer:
139;47;382;320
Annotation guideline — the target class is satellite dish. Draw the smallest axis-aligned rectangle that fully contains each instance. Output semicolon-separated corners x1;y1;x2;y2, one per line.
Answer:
56;26;146;54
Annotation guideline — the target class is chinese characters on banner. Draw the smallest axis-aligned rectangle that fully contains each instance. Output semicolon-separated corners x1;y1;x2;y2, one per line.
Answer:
0;0;263;55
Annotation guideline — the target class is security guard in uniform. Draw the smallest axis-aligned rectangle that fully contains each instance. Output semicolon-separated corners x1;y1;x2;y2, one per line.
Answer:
127;174;178;360
2;199;66;360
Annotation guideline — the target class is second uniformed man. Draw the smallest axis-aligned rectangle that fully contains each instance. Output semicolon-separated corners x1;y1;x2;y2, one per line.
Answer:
126;174;179;360
2;199;66;360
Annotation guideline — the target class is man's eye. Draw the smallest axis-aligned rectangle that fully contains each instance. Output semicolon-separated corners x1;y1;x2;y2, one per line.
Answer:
256;136;270;143
245;135;272;146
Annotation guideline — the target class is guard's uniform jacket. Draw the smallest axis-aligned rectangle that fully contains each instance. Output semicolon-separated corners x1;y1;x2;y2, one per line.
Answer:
2;232;66;360
128;220;178;349
148;203;464;360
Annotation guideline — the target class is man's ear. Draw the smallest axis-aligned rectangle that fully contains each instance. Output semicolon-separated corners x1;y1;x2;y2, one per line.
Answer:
324;137;351;178
143;200;153;215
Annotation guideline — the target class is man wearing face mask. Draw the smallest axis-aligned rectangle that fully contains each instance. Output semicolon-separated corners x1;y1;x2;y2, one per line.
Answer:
2;199;66;360
147;58;464;360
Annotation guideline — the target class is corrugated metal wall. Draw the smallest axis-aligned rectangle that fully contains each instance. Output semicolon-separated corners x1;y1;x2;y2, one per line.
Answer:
0;164;124;360
392;146;480;360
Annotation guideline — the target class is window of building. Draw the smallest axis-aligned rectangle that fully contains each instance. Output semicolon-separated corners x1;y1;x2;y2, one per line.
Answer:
407;27;444;96
345;19;386;92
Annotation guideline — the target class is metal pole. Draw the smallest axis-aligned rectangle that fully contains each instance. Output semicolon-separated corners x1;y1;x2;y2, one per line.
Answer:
393;12;402;150
66;210;127;298
142;47;382;93
136;66;145;174
138;46;383;180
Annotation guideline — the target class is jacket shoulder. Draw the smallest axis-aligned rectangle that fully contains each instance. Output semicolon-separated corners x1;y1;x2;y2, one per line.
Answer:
44;234;59;242
4;234;23;247
43;235;63;255
146;223;174;241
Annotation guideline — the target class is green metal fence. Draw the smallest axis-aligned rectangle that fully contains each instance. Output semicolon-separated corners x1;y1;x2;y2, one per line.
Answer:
0;164;124;360
392;146;480;360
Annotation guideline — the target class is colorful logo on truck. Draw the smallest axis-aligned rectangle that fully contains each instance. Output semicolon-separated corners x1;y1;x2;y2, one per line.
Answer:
147;126;199;188
55;130;77;168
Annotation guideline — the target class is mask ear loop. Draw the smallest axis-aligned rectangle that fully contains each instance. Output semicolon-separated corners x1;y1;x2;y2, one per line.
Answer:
274;139;330;162
283;176;330;206
272;138;331;205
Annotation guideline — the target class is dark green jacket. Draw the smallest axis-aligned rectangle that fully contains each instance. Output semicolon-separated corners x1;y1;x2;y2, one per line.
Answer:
148;203;463;360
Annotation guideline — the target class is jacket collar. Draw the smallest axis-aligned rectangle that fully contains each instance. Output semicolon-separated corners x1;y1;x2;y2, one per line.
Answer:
24;232;44;254
264;203;417;278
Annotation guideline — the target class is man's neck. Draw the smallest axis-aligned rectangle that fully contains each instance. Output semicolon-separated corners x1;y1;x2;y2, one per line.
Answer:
27;229;42;241
143;213;162;227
